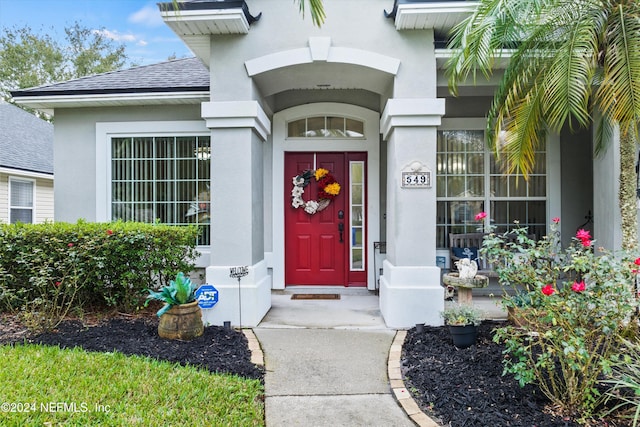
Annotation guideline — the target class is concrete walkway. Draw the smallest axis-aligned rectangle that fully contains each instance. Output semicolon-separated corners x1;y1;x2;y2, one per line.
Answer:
254;288;414;427
253;289;507;427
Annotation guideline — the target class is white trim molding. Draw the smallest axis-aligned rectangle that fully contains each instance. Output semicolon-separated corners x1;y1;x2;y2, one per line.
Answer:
13;91;210;112
201;101;271;141
8;176;36;224
0;167;53;180
245;37;400;77
381;98;446;140
272;103;381;290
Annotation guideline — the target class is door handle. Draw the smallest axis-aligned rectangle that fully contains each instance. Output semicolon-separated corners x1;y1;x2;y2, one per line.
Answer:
338;222;344;243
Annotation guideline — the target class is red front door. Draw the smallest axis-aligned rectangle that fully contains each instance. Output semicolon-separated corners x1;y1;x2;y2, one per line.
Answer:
285;152;345;285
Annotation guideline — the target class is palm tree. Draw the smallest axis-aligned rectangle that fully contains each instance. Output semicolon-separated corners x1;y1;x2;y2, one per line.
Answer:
446;0;640;250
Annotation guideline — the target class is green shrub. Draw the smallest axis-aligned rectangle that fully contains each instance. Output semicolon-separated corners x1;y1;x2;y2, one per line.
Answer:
0;221;199;319
485;221;637;418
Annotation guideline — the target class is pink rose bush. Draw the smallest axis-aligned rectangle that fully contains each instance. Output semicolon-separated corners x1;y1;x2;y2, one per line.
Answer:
483;219;638;418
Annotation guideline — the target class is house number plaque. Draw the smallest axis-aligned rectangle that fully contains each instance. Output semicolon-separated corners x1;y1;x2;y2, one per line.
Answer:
401;161;432;189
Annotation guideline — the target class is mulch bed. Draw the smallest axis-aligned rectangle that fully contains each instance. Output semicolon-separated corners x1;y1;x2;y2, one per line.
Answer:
0;315;629;425
0;314;263;381
401;321;619;427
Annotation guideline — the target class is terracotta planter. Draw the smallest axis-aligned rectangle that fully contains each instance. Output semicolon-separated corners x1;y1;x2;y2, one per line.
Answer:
448;324;478;349
158;301;204;340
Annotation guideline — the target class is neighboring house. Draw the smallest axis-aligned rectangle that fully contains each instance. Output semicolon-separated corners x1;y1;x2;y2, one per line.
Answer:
0;103;54;224
11;0;619;328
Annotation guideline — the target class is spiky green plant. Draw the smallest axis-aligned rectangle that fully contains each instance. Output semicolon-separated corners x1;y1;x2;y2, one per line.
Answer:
146;272;198;317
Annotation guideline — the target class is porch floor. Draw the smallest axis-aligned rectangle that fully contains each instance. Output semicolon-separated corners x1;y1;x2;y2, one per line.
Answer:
260;287;507;329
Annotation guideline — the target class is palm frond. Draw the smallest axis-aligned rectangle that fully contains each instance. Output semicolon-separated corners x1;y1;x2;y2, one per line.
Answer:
595;2;640;135
297;0;326;27
538;3;598;132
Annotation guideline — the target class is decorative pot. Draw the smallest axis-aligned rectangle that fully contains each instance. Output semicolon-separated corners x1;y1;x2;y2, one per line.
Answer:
158;301;204;340
448;324;478;349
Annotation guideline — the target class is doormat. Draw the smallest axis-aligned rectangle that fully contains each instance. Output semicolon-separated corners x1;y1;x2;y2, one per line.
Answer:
291;294;341;300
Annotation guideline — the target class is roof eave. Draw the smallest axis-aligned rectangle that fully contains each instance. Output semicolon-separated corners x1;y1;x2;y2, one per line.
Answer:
12;91;210;112
158;1;261;65
0;166;54;179
389;1;479;32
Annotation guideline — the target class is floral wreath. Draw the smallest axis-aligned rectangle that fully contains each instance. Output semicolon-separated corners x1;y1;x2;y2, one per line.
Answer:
291;168;341;215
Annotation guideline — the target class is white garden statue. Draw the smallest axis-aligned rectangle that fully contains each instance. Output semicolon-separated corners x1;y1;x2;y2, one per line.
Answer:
455;258;478;280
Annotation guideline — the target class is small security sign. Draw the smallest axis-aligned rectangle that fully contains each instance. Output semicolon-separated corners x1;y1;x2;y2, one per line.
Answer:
195;284;218;309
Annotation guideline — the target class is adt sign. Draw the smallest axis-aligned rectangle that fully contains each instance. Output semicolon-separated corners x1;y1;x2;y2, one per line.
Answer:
195;284;218;309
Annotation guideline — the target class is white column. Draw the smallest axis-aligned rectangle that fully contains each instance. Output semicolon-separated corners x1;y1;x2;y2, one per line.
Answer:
199;101;272;327
594;126;623;251
379;98;446;328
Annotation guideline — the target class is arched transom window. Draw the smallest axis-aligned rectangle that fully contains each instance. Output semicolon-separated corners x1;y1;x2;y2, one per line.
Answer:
287;116;364;138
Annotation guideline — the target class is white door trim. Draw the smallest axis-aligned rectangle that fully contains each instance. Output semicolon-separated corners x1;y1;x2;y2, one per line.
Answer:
271;103;380;290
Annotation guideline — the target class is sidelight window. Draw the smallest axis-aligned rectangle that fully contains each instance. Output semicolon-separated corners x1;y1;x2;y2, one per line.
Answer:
350;161;365;270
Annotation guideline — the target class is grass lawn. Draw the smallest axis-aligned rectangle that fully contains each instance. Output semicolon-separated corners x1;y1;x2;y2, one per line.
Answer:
0;344;264;426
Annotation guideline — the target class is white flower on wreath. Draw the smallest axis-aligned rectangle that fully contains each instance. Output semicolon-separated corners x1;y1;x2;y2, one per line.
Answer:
293;176;305;186
304;200;319;214
292;197;305;208
291;186;304;197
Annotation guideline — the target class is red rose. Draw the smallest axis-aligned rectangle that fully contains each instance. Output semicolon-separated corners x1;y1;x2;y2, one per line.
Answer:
541;284;555;296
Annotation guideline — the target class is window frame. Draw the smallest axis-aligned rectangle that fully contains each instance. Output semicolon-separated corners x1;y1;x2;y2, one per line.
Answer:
96;121;211;263
436;118;560;249
8;177;35;224
286;115;366;139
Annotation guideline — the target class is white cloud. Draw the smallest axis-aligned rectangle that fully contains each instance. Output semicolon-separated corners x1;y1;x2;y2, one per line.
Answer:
128;4;164;28
93;29;138;43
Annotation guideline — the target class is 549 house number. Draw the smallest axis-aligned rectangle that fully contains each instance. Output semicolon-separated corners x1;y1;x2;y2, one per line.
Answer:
401;171;431;188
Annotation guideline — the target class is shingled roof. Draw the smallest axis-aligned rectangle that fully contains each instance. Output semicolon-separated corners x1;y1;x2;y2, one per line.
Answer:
0;103;53;175
11;57;209;98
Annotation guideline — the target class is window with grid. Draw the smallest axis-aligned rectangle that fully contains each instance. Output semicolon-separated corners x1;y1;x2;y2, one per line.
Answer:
436;129;547;248
9;178;34;224
111;136;211;245
287;116;364;138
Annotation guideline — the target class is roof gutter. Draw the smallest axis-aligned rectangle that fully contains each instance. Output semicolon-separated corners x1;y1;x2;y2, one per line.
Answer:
12;90;210;112
0;166;54;179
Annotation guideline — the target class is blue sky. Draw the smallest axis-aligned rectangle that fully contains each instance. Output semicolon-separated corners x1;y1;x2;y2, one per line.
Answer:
0;0;193;66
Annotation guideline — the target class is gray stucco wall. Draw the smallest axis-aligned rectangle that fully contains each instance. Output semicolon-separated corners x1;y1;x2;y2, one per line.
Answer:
53;105;202;222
